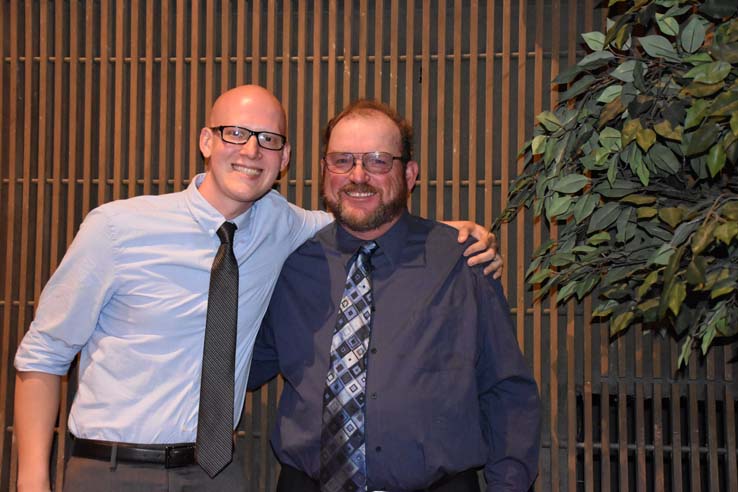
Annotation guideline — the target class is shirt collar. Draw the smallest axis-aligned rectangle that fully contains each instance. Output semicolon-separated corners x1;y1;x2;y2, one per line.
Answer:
184;173;252;238
333;210;419;270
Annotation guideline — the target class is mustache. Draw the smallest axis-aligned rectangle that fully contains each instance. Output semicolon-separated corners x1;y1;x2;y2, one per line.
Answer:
340;184;378;194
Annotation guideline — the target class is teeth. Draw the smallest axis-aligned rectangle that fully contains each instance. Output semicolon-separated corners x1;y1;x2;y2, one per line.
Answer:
232;164;261;176
347;191;374;197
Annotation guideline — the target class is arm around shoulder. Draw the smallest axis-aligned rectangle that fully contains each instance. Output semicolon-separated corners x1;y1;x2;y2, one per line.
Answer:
14;371;61;492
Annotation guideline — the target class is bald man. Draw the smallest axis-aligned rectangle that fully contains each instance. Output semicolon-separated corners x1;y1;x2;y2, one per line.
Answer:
13;85;500;491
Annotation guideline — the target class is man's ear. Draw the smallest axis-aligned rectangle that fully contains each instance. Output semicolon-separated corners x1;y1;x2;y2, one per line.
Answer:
199;127;214;158
280;142;292;172
405;160;419;192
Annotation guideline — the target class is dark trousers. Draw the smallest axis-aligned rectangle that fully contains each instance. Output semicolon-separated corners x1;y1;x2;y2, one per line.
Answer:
276;464;480;492
62;455;245;492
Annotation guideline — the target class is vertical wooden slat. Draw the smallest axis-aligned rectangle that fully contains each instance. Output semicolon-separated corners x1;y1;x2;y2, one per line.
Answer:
142;0;154;195
358;0;367;98
388;0;399;111
294;0;306;208
188;0;201;185
251;0;261;84
204;0;214;122
566;303;576;492
112;1;125;201
221;0;230;92
671;340;683;492
278;0;291;198
157;0;171;194
420;3;430;217
435;0;446;221
1;1;18;483
98;0;110;204
726;344;737;491
706;348;718;492
373;0;383;100
403;0;414;130
265;0;275;91
327;0;337;118
515;0;527;348
128;1;140;198
310;0;322;209
532;2;544;490
451;0;461;221
236;0;246;86
342;0;352;108
500;0;511;290
82;0;93;216
689;355;701;492
171;0;182;191
484;0;494;229
467;1;478;224
35;1;49;307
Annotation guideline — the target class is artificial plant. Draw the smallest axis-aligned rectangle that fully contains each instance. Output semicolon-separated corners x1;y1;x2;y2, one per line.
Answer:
496;0;738;365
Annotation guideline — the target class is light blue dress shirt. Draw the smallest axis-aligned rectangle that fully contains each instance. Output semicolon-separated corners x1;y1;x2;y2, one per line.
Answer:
14;173;332;444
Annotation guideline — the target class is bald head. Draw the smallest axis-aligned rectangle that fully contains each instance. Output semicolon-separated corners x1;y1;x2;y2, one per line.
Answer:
207;85;287;135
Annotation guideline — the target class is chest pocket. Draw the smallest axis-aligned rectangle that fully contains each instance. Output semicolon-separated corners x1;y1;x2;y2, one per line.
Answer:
408;305;475;371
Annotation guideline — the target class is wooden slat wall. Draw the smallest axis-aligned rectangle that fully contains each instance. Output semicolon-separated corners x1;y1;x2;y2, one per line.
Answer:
1;2;736;491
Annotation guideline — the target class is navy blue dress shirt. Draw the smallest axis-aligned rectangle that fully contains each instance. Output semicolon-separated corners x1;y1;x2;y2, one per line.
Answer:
249;211;541;491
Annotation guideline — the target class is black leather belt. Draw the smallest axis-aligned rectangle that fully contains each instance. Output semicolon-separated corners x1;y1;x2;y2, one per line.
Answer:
71;438;197;468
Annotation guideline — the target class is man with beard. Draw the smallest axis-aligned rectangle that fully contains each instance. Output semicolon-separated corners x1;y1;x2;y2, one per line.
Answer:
248;100;541;492
13;85;499;492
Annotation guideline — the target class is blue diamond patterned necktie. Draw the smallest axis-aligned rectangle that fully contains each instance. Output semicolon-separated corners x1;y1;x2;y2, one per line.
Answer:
196;221;238;478
320;241;379;492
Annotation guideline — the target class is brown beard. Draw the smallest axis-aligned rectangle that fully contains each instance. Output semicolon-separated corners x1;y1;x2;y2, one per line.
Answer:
322;181;408;232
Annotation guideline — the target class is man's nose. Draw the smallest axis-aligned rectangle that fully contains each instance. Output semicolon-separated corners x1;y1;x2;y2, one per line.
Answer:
348;159;369;182
239;135;260;157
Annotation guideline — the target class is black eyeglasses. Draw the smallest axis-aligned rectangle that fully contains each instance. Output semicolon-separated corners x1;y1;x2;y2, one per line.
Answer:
211;125;287;151
323;152;403;175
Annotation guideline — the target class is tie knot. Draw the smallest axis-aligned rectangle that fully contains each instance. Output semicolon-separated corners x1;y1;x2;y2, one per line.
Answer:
216;222;237;245
359;241;378;257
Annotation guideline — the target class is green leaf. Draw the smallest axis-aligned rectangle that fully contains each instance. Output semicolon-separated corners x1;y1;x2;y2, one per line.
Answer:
678;336;692;367
622;119;642;146
560;75;596;103
537;111;561;131
707;143;726;176
731;112;738;136
721;201;738;220
611;311;635;336
597;84;623;104
653;120;683;141
637;271;659;299
593;299;618;317
708;90;738;117
638;35;679;61
681;16;707;53
637;207;658;218
546;194;573;221
710;280;735;299
636;128;657;152
551;174;590;194
587;202;621;233
691;221;716;255
684;61;733;84
714;221;738;244
611;60;647;82
701;323;717;356
529;268;553;284
685;123;721;156
575;274;599;300
599;127;622;151
656;14;679;36
550;252;577;267
685;256;707;285
649;143;681;174
556;281;579;303
658;207;685;228
616;207;634;243
667;281;687;316
648;244;674;266
578;51;616;69
685;99;710;130
588;231;611;245
621;194;656;205
531;135;546;155
582;31;606;51
683;81;725;98
573;194;601;223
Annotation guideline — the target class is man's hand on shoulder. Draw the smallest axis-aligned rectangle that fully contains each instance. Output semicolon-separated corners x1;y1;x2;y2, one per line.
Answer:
442;220;504;279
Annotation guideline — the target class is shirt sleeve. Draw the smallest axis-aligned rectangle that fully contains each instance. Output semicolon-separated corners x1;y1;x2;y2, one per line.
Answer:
475;276;542;491
14;207;118;375
247;308;281;390
284;202;333;253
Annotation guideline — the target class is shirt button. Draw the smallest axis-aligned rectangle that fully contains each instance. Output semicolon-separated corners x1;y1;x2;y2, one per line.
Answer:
375;446;382;453
370;348;377;354
370;392;377;399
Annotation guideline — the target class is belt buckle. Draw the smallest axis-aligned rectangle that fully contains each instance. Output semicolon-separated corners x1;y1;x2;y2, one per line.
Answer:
164;445;185;468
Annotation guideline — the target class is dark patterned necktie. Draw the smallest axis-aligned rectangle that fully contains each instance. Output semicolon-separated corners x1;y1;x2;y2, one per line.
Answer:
196;221;238;478
320;241;379;492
